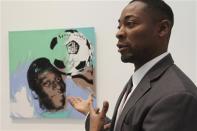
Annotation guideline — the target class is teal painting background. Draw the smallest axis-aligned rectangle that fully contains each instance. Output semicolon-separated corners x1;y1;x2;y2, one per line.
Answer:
9;27;96;75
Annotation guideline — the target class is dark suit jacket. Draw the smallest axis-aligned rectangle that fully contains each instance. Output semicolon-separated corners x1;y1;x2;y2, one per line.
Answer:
87;54;197;131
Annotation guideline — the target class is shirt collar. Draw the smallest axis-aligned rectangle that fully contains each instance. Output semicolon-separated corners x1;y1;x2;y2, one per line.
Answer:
132;52;169;87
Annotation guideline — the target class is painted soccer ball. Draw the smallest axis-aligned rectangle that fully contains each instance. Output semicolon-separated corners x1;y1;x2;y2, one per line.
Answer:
50;29;93;76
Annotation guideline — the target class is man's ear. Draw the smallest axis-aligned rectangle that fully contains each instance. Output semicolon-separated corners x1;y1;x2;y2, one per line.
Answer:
157;20;172;37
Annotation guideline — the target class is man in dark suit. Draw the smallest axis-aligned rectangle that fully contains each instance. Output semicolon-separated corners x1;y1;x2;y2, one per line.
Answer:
68;0;197;131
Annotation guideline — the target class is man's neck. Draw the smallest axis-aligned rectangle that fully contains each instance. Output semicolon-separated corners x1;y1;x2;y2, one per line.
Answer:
134;52;169;71
134;51;168;71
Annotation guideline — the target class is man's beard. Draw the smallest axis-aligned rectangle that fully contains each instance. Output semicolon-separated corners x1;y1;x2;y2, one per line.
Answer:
121;52;134;63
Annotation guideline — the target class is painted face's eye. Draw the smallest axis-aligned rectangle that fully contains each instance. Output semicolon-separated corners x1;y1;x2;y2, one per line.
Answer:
42;81;50;87
56;77;61;82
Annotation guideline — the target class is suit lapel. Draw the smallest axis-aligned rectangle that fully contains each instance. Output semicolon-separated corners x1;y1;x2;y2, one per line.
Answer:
113;54;174;131
115;76;151;131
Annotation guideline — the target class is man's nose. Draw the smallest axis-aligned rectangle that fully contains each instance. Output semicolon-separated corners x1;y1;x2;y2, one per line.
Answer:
116;26;126;40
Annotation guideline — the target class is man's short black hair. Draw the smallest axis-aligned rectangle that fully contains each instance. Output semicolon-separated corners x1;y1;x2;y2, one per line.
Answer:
130;0;174;27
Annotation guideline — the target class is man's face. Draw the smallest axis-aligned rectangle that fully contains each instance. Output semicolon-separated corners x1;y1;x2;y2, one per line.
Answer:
116;1;159;66
38;71;66;110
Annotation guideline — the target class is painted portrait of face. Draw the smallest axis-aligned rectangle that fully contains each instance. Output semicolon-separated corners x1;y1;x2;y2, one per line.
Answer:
27;57;66;112
37;70;66;111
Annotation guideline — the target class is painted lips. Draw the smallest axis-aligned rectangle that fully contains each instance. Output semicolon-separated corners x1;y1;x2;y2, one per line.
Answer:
51;91;64;98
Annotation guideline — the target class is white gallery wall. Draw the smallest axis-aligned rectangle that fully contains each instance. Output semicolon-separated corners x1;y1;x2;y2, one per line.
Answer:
0;0;196;131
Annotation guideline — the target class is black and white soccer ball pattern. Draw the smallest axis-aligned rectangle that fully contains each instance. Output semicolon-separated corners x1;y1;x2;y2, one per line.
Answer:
50;29;93;76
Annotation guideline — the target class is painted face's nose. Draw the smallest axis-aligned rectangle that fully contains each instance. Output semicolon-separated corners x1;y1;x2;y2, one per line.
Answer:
51;81;61;90
53;80;66;93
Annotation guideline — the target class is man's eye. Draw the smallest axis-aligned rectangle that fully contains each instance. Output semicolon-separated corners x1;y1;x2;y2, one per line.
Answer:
126;21;135;27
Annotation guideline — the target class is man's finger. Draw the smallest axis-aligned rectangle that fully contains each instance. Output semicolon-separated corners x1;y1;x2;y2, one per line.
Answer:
75;97;82;102
100;101;109;119
67;97;75;105
104;123;111;130
95;108;100;114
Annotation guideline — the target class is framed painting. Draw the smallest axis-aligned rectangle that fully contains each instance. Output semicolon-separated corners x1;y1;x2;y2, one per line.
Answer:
9;27;96;119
